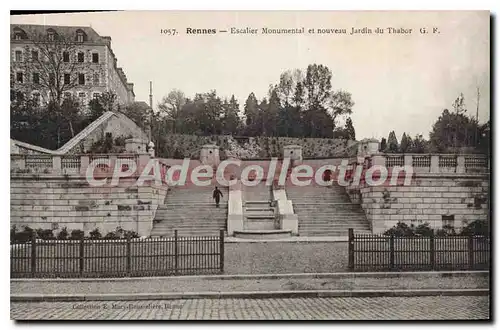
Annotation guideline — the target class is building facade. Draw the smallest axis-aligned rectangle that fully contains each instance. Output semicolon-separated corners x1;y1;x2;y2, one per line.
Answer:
10;24;135;107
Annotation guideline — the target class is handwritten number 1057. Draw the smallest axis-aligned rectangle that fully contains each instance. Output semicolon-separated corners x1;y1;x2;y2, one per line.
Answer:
161;29;178;36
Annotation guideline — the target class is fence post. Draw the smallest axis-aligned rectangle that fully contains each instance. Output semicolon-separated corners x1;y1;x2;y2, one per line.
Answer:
31;232;37;277
79;238;84;277
219;229;225;273
126;236;131;275
389;234;395;270
348;228;354;270
174;230;178;275
429;232;435;270
468;234;475;270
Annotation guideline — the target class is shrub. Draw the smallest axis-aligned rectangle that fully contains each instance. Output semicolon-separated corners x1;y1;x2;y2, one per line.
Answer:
104;232;120;240
89;228;102;240
459;220;489;236
70;229;85;240
57;227;69;240
13;226;34;243
415;222;434;236
383;222;416;236
10;226;17;243
36;229;55;240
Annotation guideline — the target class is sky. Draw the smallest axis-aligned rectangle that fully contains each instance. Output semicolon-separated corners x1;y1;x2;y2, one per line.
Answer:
10;11;490;140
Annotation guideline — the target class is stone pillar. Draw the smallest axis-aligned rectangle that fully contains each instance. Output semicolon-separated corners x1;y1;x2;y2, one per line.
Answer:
283;145;303;166
273;186;298;235
430;155;439;173
148;141;155;158
80;155;90;176
456;156;465;174
357;138;380;158
200;144;220;167
52;155;61;174
371;154;386;167
404;155;413;167
227;181;244;235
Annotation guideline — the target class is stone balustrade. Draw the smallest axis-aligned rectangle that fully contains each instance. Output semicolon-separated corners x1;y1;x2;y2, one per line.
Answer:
368;153;488;174
10;153;149;177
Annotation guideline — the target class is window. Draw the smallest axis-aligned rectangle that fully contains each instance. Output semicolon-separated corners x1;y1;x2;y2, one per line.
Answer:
32;72;40;84
15;50;22;62
93;93;100;99
16;72;23;83
77;52;84;63
92;53;99;63
78;92;86;98
63;51;70;62
78;73;85;85
48;31;55;41
14;34;22;40
64;73;71;85
77;33;84;43
64;92;72;99
93;73;99;85
31;50;38;61
49;73;55;86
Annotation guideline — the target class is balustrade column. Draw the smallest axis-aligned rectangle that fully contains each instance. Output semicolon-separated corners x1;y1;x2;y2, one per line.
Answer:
52;155;61;173
430;155;439;173
456;156;465;173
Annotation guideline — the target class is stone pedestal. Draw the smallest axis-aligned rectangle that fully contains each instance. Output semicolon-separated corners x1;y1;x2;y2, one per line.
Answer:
227;181;244;235
357;138;380;157
283;145;303;166
200;144;220;167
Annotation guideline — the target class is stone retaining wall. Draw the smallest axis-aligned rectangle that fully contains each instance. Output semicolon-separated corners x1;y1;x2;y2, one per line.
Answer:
10;176;168;236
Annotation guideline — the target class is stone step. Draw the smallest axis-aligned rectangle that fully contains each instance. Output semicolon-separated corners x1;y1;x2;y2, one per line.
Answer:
245;207;274;212
233;229;292;239
245;214;276;220
153;223;226;228
244;200;272;205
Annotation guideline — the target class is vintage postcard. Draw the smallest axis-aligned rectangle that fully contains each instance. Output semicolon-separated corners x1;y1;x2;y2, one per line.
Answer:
10;10;490;321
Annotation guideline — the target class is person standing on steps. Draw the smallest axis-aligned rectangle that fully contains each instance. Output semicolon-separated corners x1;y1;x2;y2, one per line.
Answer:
213;186;223;208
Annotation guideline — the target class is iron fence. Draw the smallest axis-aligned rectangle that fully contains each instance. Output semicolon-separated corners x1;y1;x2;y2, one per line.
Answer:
11;230;224;278
348;228;490;271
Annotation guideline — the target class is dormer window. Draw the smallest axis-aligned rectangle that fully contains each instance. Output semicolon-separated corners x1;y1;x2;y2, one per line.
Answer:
13;28;27;40
48;32;55;41
75;29;87;43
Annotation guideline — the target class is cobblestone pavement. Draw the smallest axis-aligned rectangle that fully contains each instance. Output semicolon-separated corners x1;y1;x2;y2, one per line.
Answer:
11;296;489;320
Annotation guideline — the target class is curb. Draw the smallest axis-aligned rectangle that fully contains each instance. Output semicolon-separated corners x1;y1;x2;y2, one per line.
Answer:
11;270;489;283
11;288;490;302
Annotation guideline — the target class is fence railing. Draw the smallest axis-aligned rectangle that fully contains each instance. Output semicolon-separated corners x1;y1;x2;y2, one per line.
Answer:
369;154;488;174
347;228;490;271
11;230;224;278
11;153;146;176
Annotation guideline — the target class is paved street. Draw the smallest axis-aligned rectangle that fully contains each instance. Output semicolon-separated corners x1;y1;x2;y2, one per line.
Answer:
11;296;489;320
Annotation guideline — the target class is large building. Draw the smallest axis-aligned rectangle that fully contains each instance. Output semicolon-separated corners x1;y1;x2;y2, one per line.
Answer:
10;24;135;107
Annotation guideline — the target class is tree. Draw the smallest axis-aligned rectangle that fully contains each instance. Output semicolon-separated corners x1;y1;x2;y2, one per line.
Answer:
243;92;260;136
13;29;104;106
221;95;241;135
387;131;399;153
400;133;409;153
429;108;480;152
157;89;186;133
380;137;387;152
408;134;428;153
345;117;356;140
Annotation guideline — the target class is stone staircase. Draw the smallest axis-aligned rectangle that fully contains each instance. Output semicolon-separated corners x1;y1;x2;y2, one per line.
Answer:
286;182;371;236
150;185;228;237
235;180;291;239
